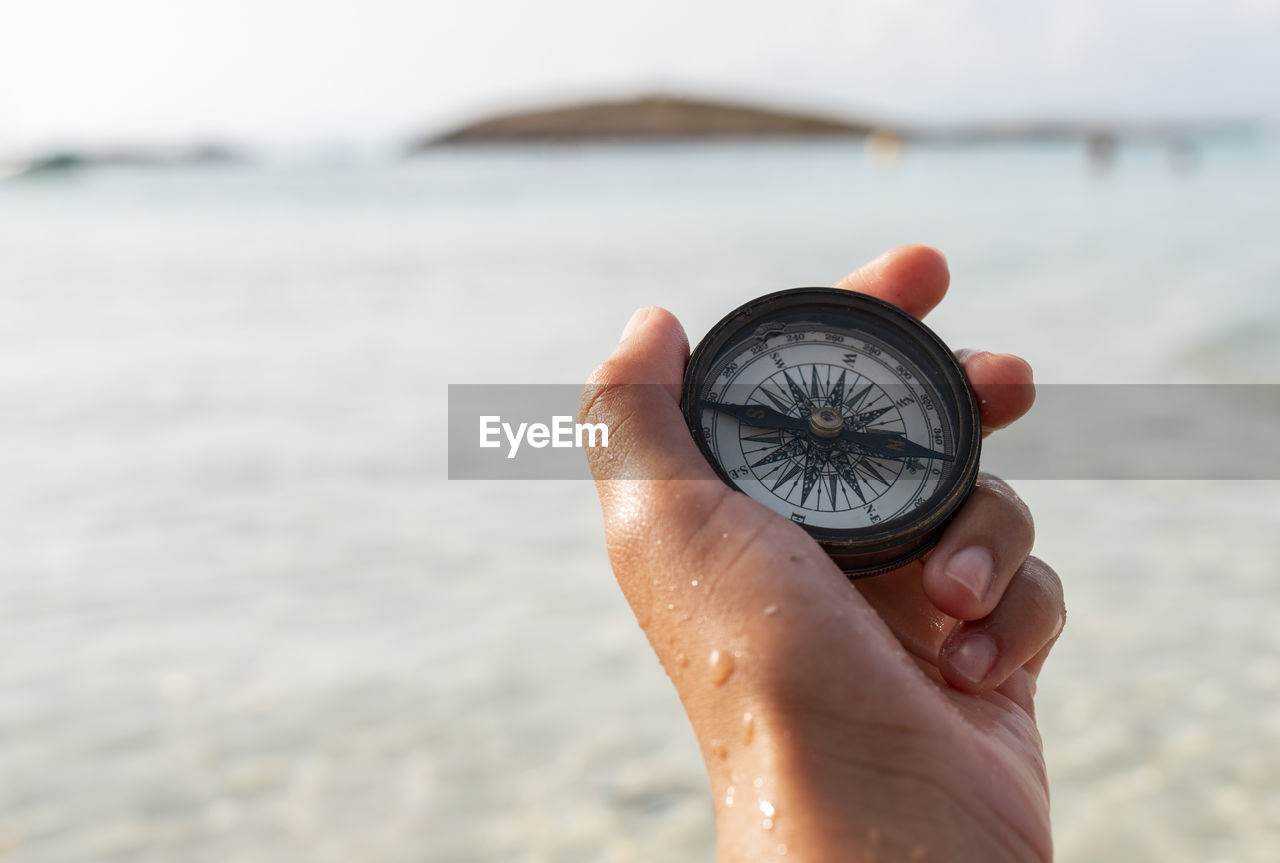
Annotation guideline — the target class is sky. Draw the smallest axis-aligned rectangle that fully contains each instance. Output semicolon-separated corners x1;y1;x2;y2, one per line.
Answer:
2;0;1278;152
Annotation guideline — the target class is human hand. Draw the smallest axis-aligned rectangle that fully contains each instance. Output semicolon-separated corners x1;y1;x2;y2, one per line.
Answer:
580;246;1064;863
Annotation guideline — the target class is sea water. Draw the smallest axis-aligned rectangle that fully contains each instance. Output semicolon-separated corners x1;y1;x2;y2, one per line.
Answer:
0;139;1278;861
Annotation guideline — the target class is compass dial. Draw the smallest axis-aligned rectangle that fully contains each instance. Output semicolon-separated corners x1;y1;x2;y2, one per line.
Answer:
681;288;981;577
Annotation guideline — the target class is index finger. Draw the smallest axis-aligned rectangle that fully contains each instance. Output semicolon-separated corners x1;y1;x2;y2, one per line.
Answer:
831;244;951;319
836;247;1037;433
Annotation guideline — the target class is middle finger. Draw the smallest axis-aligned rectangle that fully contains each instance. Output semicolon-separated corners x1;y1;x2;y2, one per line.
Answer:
920;474;1035;622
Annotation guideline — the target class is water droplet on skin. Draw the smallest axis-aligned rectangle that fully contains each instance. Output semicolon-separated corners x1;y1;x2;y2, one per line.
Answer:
721;532;728;539
691;579;699;586
763;604;779;616
760;800;775;816
753;777;763;790
656;539;662;545
725;785;735;807
762;817;774;831
666;602;675;610
776;843;788;856
741;712;755;745
709;649;735;685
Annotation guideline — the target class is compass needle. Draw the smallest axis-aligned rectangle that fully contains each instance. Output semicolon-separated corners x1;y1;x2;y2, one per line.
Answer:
682;288;981;577
707;401;808;433
848;431;957;462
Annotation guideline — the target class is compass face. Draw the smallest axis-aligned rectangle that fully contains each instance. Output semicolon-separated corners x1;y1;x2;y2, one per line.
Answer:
681;288;981;577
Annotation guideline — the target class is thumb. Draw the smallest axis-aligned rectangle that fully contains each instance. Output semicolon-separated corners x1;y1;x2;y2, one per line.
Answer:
580;305;746;637
579;305;717;485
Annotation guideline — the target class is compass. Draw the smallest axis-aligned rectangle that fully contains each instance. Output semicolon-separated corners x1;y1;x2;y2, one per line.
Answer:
681;288;981;578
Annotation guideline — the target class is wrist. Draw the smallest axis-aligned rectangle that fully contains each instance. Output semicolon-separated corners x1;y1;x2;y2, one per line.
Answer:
705;719;931;863
702;707;1044;863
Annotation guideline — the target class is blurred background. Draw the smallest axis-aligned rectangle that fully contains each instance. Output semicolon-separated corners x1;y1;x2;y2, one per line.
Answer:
2;2;1279;861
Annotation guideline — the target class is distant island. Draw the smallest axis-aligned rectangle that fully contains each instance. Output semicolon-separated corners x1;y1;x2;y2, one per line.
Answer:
421;95;882;145
0;143;248;180
416;93;1251;149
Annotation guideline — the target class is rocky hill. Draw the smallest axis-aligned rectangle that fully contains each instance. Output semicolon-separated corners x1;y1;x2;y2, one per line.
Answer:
423;95;882;144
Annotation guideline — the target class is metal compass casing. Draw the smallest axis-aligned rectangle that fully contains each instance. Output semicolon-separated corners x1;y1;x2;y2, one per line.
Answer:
680;288;981;578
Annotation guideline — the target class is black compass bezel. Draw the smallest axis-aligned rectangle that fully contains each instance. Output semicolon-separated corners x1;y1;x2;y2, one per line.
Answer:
680;287;982;577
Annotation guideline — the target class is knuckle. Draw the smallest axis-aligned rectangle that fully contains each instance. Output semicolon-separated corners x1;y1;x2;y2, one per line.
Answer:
578;374;629;428
1020;556;1065;631
975;473;1034;532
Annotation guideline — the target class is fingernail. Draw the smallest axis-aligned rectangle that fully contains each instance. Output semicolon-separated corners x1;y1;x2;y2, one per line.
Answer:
943;546;994;603
950;632;998;685
619;307;651;343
